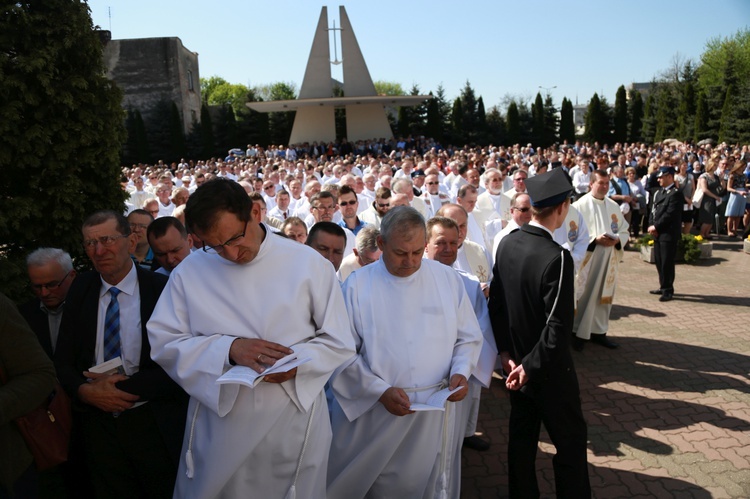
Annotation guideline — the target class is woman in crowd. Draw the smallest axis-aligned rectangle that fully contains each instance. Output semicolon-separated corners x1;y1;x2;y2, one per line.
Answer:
724;158;747;238
675;161;696;234
697;156;727;239
626;166;647;238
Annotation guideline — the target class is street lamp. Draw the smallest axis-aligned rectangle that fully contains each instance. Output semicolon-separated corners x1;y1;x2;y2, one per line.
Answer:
538;85;557;96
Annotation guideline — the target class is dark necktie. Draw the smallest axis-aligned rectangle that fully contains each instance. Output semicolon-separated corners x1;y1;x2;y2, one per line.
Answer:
103;287;122;361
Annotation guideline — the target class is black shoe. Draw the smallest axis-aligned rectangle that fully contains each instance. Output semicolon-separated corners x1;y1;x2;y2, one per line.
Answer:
463;435;490;451
572;336;585;352
649;289;664;295
659;293;673;302
590;335;619;349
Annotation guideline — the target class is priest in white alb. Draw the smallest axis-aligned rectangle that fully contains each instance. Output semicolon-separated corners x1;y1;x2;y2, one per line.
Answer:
571;169;629;351
327;207;482;499
147;178;356;499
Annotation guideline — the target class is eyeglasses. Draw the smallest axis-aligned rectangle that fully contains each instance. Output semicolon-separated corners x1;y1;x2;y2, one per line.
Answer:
339;200;357;206
30;271;73;292
147;209;159;215
82;234;129;250
312;205;336;212
426;181;439;185
263;185;274;191
157;189;171;194
377;203;389;209
202;222;248;254
130;223;149;230
512;207;530;213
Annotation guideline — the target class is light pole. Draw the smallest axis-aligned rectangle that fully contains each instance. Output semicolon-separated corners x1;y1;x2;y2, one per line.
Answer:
538;85;557;97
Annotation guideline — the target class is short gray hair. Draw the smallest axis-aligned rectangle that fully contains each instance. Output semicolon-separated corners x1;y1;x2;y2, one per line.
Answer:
26;247;73;272
391;178;413;194
380;206;425;242
355;226;380;254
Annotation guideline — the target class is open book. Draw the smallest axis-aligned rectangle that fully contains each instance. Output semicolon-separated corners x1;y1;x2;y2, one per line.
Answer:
216;352;311;388
409;386;463;412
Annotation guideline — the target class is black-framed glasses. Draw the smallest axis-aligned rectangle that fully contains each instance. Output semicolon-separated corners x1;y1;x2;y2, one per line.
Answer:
339;200;357;207
377;203;389;209
130;223;149;231
82;234;129;250
312;204;336;212
512;207;531;213
202;222;248;254
30;271;73;292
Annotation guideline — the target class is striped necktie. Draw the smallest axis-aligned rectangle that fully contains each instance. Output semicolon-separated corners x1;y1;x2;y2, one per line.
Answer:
103;287;122;361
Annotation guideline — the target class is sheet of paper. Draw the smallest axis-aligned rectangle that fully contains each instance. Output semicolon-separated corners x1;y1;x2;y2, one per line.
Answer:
409;386;463;412
89;357;124;375
216;353;311;388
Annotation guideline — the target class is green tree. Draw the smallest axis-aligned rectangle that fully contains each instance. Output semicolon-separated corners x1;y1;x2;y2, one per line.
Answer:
693;89;709;143
199;103;216;158
584;93;610;144
201;75;230;103
542;94;558;146
718;86;734;143
460;81;479;142
373;80;405;96
425;92;442;142
408;84;427;136
476;96;489;144
485;106;506;145
613;85;628;143
263;82;297;144
697;28;750;94
531;92;545;146
628;90;644;143
642;93;656;144
559;98;575;144
123;108;149;164
397;105;413;137
506;101;521;146
434;84;452;133
0;0;126;299
451;98;464;144
653;85;679;142
169;102;187;161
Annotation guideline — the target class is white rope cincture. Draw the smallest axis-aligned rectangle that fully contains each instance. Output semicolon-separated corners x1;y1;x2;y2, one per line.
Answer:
185;401;201;479
284;397;318;499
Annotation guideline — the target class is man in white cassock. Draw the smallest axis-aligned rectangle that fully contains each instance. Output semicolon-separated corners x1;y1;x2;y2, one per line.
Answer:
147;178;356;499
571;169;629;351
425;217;498;468
327;206;482;499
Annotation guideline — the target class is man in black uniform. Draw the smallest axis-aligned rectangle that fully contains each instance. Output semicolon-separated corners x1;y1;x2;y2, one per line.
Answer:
489;168;590;498
648;166;683;302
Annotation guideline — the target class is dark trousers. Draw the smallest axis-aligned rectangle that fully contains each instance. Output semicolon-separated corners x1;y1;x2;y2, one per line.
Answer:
631;210;644;238
508;387;591;498
81;404;177;499
654;236;677;293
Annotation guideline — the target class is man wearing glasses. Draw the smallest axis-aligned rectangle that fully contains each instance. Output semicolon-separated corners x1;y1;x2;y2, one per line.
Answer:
147;178;355;498
55;210;187;498
19;247;77;359
360;187;392;229
337;185;367;236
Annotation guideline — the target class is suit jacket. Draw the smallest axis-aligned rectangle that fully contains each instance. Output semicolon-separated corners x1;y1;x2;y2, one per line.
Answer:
649;185;683;241
488;224;577;399
55;266;188;461
18;299;55;359
0;293;57;488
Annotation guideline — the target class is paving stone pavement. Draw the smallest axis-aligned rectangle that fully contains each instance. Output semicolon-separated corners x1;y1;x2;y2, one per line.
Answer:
461;238;750;498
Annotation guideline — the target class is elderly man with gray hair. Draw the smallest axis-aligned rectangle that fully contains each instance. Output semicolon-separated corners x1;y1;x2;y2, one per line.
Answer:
336;226;382;282
19;247;76;358
328;206;482;499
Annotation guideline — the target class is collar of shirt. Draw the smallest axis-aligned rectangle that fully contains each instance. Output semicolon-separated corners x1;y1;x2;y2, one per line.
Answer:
39;300;65;316
529;220;554;238
99;259;138;299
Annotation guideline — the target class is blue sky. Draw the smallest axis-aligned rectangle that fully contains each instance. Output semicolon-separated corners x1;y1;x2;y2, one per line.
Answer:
87;0;749;110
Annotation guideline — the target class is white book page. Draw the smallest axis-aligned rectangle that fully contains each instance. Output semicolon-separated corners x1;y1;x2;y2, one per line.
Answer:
409;386;462;412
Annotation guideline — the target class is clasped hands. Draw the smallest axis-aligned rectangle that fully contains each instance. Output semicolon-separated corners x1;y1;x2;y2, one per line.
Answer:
379;374;468;417
500;352;528;391
229;338;297;384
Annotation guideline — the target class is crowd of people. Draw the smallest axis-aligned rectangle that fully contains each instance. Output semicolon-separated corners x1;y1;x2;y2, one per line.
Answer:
2;136;749;498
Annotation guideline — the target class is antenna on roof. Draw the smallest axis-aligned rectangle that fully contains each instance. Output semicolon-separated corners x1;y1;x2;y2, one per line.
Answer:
108;6;112;32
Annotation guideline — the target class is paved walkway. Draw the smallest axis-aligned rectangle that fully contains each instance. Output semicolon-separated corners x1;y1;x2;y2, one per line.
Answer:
462;238;750;498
